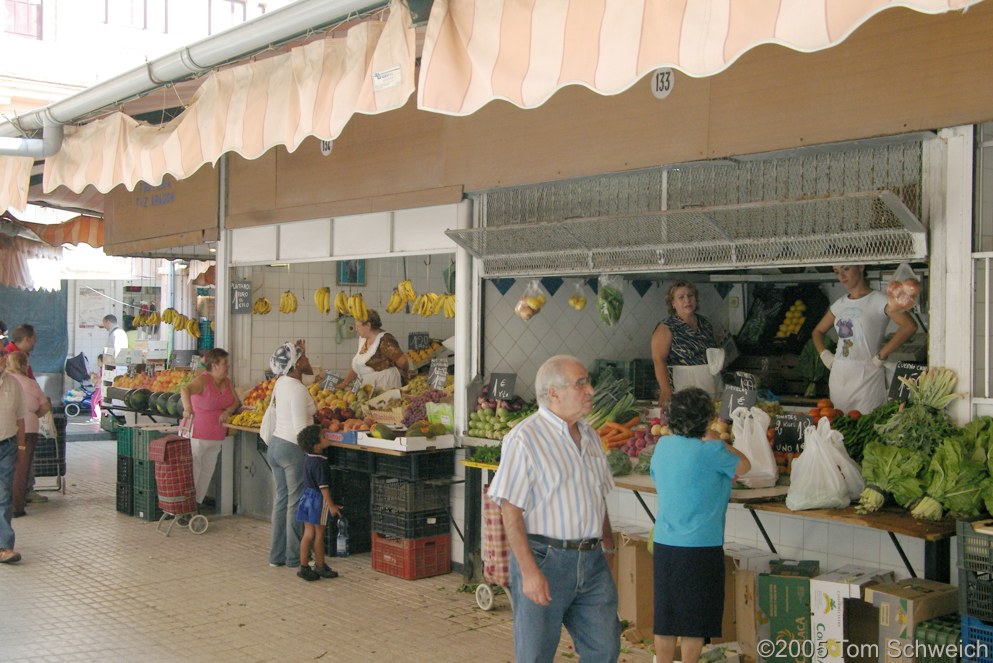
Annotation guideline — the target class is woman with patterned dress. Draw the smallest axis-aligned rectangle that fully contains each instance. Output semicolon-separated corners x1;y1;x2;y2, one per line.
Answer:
340;309;410;392
651;281;720;406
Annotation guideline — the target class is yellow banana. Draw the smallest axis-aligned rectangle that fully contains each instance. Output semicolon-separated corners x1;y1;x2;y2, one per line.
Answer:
335;291;348;315
315;287;330;314
399;280;416;303
386;288;403;314
210;320;215;332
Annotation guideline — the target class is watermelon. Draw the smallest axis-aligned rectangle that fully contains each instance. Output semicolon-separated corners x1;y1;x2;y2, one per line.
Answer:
167;393;184;417
129;389;152;411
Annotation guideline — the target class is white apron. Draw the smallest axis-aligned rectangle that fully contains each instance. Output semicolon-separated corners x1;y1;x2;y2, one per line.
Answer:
672;364;721;399
829;359;886;414
352;332;402;391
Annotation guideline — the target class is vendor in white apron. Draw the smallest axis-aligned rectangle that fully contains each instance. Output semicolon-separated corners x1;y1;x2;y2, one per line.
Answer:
812;265;918;415
651;281;723;406
340;309;410;392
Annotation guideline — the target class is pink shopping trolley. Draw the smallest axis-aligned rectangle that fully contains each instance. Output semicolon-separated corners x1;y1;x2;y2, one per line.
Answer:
476;488;512;611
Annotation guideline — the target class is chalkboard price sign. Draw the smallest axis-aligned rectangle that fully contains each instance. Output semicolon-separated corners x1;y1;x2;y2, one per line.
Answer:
888;362;928;401
321;371;342;392
231;280;252;314
408;332;431;351
773;413;814;454
488;373;517;401
729;371;757;391
429;358;450;391
718;385;757;420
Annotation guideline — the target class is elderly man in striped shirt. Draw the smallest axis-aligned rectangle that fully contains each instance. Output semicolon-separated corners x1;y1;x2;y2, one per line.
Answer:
488;354;620;663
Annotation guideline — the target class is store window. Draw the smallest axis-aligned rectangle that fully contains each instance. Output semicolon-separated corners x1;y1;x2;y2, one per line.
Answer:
4;0;42;39
974;123;993;402
104;0;168;32
208;0;245;34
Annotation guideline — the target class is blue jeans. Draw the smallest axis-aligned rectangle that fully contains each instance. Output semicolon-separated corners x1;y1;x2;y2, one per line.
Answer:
0;438;17;550
267;437;304;567
509;540;621;663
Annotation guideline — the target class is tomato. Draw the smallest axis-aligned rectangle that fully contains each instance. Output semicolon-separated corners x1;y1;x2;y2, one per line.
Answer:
808;408;820;418
819;407;835;418
817;398;834;409
848;410;862;420
833;409;845;419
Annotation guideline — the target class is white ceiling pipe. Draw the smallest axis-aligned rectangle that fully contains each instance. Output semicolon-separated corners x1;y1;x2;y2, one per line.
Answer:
0;121;62;157
0;0;386;147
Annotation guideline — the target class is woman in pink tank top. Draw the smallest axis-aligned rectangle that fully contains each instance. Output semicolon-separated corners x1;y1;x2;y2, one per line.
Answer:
180;348;240;505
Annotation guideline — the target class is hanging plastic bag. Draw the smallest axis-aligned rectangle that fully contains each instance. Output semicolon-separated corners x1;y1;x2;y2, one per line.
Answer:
567;281;588;311
824;421;865;501
596;275;624;326
730;407;778;488
514;279;547;321
785;417;851;511
886;263;923;313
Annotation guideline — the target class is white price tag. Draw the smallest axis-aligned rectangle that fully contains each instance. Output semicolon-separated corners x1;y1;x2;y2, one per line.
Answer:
650;68;674;100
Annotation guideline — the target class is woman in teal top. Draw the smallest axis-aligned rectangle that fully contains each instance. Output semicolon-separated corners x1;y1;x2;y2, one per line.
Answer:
650;388;751;663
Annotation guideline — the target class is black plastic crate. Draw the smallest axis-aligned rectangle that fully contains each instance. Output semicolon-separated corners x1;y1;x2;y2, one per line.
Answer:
960;569;993;622
372;507;450;538
959;519;993;574
329;469;372;506
329;446;376;473
324;515;372;557
374;449;455;481
133;487;163;521
116;455;133;484
116;481;133;516
373;477;448;513
32;436;66;477
132;458;156;491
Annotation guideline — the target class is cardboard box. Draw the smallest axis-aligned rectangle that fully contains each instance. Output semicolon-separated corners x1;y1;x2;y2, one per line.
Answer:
614;529;654;639
358;433;456;452
757;560;820;663
722;543;779;649
809;566;895;663
865;578;958;663
322;430;358;444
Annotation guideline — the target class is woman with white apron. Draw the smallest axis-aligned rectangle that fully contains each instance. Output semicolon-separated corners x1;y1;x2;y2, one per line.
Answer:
812;265;918;414
341;309;410;392
651;281;723;406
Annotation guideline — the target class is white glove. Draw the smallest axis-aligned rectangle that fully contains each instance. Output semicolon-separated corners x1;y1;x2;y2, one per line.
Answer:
819;349;835;369
871;354;885;368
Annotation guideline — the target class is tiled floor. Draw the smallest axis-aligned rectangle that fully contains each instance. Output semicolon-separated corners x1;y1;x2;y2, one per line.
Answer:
1;437;655;663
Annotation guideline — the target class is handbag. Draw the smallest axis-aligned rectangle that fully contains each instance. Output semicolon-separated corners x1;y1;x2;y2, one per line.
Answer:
38;410;57;439
179;413;194;439
259;389;277;444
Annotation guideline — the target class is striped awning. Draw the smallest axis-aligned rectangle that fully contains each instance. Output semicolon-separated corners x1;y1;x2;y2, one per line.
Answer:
0;234;61;291
24;215;103;248
417;0;982;115
42;0;415;195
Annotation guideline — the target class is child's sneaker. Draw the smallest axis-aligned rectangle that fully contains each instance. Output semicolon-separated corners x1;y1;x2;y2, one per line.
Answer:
315;565;338;579
297;566;320;581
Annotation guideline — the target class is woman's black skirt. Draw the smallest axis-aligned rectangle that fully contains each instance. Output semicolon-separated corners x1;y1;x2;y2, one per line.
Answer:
653;543;725;638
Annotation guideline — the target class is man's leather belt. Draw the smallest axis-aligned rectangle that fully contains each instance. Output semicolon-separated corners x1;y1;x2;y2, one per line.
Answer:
528;534;600;551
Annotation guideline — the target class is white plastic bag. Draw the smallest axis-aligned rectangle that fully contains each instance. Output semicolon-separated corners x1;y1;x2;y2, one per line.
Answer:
730;406;778;488
785;417;851;511
825;422;865;501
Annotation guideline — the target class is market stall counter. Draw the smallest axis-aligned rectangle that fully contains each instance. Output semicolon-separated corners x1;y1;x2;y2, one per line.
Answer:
612;473;954;582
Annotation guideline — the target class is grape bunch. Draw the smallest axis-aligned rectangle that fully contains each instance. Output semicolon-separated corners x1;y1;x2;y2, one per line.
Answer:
402;390;449;426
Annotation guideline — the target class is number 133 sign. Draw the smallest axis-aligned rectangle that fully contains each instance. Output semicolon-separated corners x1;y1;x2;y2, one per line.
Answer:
651;68;674;100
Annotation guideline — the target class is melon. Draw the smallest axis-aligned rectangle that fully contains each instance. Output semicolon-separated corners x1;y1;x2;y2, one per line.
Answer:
167;393;184;417
129;389;152;411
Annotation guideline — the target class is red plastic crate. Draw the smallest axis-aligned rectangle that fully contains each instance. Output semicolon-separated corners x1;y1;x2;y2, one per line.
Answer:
371;532;451;580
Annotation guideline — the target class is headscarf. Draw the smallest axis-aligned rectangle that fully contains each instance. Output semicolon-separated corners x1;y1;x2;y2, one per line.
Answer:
270;342;301;377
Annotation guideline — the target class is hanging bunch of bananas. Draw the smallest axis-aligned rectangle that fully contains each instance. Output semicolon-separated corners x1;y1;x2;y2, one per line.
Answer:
252;297;272;315
398;280;416;303
347;293;368;321
279;290;298;314
184;317;201;338
411;292;439;317
161;308;179;325
314;287;332;315
386;288;405;314
334;291;349;315
144;310;161;326
436;293;456;319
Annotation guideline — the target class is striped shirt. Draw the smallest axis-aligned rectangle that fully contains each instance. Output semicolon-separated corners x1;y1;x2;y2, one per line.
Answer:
0;371;26;440
487;407;614;540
